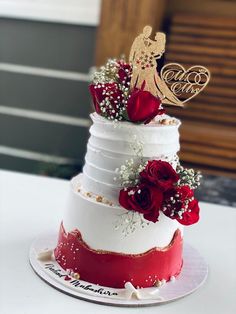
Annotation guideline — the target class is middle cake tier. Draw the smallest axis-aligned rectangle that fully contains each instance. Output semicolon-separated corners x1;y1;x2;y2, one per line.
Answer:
63;174;184;254
82;113;181;204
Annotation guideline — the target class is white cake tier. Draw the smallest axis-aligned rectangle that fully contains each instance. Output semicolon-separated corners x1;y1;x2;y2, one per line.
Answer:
62;175;183;254
82;112;181;204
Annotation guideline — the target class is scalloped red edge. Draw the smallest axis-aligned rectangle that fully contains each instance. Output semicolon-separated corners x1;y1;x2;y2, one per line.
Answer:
54;223;183;288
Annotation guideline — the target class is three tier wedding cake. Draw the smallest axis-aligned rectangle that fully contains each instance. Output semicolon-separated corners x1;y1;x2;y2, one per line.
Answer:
54;26;210;289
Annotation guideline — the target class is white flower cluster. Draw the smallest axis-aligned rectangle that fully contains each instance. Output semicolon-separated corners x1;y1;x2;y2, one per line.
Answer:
91;58;133;121
115;158;146;187
114;211;149;236
114;135;145;187
176;164;202;189
119;79;131;102
94;83;127;121
114;134;148;235
129;135;144;157
92;58;119;84
163;194;195;220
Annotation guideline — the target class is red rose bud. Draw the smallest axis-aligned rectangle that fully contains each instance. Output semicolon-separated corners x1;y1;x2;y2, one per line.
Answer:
126;88;164;124
89;83;123;117
140;160;179;191
162;185;200;226
119;184;163;223
89;84;103;114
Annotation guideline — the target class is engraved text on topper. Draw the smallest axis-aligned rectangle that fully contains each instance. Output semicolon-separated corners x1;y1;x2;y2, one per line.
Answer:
160;64;210;103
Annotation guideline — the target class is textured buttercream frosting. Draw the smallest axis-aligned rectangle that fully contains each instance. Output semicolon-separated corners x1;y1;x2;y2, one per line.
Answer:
82;112;181;204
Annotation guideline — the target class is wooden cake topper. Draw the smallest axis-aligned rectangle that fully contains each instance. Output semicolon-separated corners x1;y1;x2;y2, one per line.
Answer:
129;26;210;106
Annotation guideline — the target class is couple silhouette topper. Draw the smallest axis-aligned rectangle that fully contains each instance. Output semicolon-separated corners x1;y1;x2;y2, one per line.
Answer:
129;26;182;107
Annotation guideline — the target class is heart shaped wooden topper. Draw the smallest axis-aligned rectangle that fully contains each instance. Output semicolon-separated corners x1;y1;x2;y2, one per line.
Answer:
160;63;210;105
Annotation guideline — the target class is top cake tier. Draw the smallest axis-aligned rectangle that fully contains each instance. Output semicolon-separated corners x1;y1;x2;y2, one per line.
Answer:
82;112;181;204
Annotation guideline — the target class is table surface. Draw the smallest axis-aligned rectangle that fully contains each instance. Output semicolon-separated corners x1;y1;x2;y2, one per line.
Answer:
0;169;235;314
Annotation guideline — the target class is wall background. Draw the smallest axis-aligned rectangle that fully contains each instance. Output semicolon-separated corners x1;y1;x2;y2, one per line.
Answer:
0;0;235;178
0;0;100;176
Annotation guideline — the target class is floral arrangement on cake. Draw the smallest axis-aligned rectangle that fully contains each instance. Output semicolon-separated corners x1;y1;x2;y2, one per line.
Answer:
90;58;202;227
117;159;201;226
89;58;164;124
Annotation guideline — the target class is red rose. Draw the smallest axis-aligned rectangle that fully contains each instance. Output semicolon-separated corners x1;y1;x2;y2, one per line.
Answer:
119;184;163;223
89;83;122;117
180;199;200;226
162;186;200;225
126;87;164;124
140;160;179;191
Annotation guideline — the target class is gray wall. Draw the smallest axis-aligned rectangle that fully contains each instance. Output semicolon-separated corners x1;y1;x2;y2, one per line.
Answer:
0;18;96;177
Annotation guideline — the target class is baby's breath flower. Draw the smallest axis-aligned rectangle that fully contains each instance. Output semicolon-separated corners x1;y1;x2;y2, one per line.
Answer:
114;134;145;187
91;57;132;121
176;163;202;189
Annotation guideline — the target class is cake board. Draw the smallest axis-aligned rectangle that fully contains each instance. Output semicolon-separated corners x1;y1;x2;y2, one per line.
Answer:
29;233;208;307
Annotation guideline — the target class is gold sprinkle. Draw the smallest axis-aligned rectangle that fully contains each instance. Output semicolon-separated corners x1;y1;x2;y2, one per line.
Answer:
159;118;176;125
86;192;92;197
154;280;162;287
73;273;80;279
96;195;103;202
159;119;168;125
170;119;177;125
77;188;81;193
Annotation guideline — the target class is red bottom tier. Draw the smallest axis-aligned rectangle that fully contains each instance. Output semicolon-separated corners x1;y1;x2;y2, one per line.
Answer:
54;223;183;288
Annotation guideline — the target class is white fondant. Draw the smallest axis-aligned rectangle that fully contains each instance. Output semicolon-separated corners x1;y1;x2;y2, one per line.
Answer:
81;112;181;203
124;282;162;300
37;249;53;261
62;175;183;254
124;282;141;299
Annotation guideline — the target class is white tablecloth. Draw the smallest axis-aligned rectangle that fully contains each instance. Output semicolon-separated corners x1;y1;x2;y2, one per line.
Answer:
0;170;235;314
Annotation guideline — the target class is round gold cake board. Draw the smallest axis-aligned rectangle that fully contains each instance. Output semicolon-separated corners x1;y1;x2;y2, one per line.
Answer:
29;233;208;307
